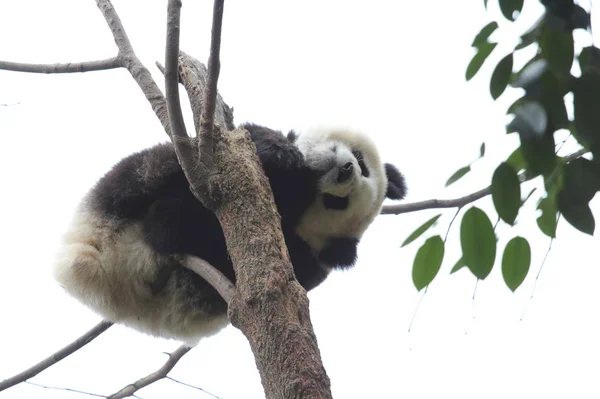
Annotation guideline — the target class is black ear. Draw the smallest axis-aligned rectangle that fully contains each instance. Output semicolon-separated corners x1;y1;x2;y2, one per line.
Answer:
287;130;298;143
384;163;407;200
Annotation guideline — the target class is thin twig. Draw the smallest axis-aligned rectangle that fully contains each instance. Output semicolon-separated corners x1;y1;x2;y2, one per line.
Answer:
24;381;105;398
0;321;113;392
107;345;192;399
95;0;171;137
182;255;236;303
0;58;121;73
166;377;224;399
382;148;590;215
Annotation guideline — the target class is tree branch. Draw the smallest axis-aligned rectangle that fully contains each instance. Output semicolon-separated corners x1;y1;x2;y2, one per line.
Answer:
95;0;171;137
201;0;225;134
0;58;121;73
381;148;590;215
107;345;192;399
164;0;199;198
0;321;113;392
181;255;236;303
156;53;235;133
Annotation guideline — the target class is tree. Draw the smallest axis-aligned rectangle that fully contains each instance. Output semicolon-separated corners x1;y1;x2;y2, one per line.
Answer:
0;0;596;399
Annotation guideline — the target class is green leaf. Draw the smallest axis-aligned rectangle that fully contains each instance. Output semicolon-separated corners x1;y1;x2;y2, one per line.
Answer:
537;195;558;238
573;71;600;153
557;190;595;235
513;59;547;89
484;0;488;9
472;22;498;47
490;53;514;99
401;214;442;247
502;237;531;292
516;15;543;50
556;158;600;235
466;42;497;81
520;134;557;177
506;148;525;172
450;257;466;274
499;0;524;20
579;46;600;74
540;23;574;78
509;102;547;139
480;142;486;158
460;207;497;280
445;165;471;187
412;236;445;291
491;162;522;225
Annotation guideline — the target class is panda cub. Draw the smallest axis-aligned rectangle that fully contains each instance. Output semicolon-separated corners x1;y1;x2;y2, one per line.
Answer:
54;123;406;345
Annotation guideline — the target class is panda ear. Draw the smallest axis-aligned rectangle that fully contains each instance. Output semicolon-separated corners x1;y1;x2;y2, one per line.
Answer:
287;130;298;143
384;163;407;200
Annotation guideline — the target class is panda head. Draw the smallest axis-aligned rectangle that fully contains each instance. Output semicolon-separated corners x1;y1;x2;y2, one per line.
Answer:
289;127;406;249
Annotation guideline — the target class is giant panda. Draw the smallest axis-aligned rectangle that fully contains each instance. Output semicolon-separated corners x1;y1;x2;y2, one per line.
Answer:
54;123;407;345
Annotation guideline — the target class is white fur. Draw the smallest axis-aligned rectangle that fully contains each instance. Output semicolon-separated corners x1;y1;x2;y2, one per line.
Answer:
54;126;388;344
294;127;387;250
54;197;228;345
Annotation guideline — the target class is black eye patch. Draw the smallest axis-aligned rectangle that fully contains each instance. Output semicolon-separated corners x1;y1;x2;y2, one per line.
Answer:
352;150;370;177
323;194;349;210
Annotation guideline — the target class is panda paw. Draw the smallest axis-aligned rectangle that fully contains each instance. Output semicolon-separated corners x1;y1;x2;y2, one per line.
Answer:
318;237;358;269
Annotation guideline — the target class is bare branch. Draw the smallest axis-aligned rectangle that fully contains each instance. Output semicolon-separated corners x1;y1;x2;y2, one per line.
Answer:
164;0;199;200
95;0;171;137
197;0;226;176
381;148;590;215
157;54;235;133
201;0;225;132
0;321;112;392
381;187;490;215
107;345;192;399
0;58;121;74
181;255;236;303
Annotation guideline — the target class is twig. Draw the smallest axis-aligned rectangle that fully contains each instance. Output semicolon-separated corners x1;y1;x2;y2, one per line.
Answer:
381;187;490;215
24;381;105;398
382;148;590;215
0;321;113;392
166;377;224;399
0;58;121;73
95;0;171;137
107;345;192;399
181;255;236;303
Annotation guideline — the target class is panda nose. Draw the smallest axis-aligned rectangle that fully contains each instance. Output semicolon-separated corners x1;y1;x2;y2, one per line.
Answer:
337;162;354;183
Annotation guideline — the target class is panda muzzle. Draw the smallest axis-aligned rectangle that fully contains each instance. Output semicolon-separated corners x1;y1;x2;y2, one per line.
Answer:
337;162;354;183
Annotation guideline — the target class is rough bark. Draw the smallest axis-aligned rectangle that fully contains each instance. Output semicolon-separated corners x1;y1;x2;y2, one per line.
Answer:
199;127;332;399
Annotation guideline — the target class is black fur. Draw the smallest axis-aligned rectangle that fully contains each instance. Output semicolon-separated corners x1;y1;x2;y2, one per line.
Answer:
384;163;407;200
91;124;358;297
318;237;359;269
323;194;349;210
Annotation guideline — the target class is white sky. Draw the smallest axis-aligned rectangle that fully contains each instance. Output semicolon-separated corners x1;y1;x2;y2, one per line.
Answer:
0;1;599;398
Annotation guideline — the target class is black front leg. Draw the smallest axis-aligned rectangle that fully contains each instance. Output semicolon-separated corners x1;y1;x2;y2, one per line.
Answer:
318;237;358;269
285;233;329;292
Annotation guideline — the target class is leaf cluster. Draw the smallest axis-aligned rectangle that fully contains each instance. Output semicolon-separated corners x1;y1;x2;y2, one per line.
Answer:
403;0;598;293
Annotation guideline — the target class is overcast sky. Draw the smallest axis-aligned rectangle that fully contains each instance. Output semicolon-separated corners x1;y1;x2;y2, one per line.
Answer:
1;1;599;398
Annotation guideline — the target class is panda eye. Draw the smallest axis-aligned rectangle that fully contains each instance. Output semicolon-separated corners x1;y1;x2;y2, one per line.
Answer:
352;150;370;177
